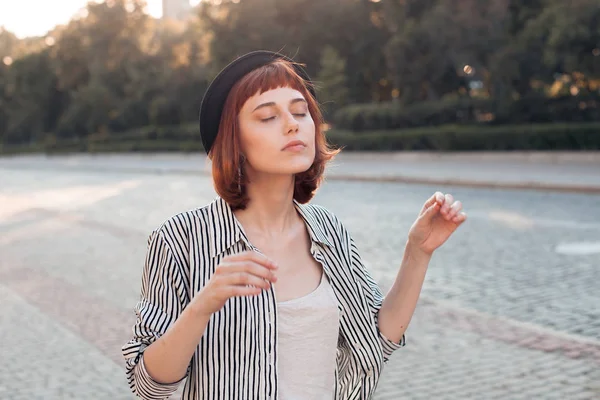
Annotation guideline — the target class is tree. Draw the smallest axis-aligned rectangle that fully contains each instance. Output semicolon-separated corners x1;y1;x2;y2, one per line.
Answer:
541;0;600;88
198;0;390;103
384;6;463;103
0;50;63;144
315;46;349;120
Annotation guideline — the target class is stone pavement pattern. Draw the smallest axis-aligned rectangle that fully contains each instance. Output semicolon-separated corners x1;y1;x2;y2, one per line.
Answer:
1;156;599;399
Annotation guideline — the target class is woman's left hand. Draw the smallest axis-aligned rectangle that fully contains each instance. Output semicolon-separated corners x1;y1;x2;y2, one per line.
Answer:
408;191;467;256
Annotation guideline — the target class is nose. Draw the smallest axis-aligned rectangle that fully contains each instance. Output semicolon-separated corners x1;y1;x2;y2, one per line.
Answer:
285;112;300;135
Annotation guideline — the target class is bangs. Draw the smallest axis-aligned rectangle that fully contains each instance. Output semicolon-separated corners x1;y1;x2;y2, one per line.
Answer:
211;58;340;210
231;60;314;111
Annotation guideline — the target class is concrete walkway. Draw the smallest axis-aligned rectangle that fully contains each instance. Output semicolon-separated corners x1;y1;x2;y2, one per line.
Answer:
1;151;599;193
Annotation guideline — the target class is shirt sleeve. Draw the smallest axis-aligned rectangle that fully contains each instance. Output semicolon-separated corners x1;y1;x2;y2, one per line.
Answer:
121;230;190;399
348;235;406;363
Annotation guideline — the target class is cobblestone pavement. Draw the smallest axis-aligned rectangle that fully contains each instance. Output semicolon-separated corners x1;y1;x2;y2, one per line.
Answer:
1;159;599;399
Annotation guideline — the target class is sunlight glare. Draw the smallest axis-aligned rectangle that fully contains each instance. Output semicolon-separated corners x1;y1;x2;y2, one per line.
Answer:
0;0;166;38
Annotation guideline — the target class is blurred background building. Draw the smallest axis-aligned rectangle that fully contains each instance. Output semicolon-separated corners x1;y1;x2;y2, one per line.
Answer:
162;0;191;21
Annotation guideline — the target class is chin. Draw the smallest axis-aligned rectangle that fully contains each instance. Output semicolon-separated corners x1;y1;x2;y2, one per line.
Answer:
286;161;314;175
275;154;315;175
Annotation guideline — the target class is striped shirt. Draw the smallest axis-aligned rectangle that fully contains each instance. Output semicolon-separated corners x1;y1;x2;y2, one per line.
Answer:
122;196;406;400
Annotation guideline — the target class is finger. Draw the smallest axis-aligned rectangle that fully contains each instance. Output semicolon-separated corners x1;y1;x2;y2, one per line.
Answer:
222;261;278;282
435;191;445;204
421;191;444;214
241;261;278;283
227;285;263;298
224;251;278;270
422;200;441;219
446;200;462;220
452;212;467;224
223;272;272;289
441;193;454;214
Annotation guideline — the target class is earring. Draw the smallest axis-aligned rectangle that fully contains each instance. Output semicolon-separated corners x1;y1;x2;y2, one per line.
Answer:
238;155;245;194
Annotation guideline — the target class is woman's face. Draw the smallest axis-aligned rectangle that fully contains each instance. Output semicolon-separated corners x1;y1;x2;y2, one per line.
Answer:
237;86;316;178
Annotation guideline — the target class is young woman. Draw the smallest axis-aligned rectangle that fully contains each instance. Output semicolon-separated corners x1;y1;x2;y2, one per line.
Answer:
122;50;467;400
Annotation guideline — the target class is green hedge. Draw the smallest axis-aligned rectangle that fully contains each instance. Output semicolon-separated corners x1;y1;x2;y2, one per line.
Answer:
1;122;598;155
332;95;600;131
325;122;600;151
82;124;203;152
332;97;494;131
106;124;201;142
87;140;202;153
11;124;204;154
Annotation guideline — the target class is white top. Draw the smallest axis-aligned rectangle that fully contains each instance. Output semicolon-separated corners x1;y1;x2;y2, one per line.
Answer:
276;273;340;400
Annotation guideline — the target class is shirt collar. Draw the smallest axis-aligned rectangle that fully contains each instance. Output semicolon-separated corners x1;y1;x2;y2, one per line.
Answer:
293;199;334;249
209;196;333;258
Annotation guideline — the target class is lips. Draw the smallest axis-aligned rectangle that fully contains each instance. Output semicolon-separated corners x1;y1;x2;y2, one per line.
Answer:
282;140;306;151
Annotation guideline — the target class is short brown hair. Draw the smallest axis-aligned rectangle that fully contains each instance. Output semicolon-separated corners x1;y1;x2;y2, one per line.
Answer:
209;59;340;210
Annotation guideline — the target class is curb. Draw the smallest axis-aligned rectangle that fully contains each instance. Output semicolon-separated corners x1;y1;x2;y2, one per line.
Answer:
3;162;600;194
335;151;600;165
325;174;600;194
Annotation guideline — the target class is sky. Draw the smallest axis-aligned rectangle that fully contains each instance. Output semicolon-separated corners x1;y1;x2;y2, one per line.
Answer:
0;0;197;39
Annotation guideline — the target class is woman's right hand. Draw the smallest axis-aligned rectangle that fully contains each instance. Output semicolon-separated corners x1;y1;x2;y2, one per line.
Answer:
191;251;279;317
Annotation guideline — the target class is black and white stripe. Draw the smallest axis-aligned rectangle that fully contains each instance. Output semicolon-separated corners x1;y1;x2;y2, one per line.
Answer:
122;196;405;399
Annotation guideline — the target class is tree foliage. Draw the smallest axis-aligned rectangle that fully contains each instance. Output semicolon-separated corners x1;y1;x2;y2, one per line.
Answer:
0;0;598;146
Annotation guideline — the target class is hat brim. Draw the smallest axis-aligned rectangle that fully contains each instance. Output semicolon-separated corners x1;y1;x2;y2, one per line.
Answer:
198;50;315;155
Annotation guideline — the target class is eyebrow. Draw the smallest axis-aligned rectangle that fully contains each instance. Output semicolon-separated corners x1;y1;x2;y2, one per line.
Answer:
252;98;307;112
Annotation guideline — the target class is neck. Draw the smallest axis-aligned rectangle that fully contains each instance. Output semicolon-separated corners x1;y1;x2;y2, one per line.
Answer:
233;172;299;238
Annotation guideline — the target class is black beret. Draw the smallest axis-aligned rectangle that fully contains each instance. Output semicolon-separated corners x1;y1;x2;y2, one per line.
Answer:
198;50;315;155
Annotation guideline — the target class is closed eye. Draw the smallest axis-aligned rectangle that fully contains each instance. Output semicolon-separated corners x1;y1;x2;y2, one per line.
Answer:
261;113;306;122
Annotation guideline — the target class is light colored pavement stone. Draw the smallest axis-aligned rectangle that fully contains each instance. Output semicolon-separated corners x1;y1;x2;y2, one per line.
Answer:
376;313;600;399
1;156;600;399
0;286;132;399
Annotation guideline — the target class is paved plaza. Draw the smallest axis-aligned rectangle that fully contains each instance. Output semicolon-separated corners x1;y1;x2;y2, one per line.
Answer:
1;154;599;399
